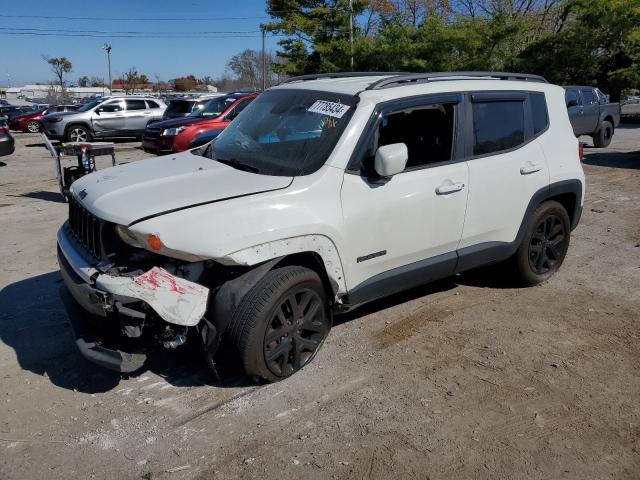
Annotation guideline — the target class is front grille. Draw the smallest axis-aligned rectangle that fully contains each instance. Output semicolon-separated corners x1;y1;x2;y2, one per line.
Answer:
144;127;161;140
68;196;103;259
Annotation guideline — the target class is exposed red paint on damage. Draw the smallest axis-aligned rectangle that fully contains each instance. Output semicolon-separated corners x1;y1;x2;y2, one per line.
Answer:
134;267;205;295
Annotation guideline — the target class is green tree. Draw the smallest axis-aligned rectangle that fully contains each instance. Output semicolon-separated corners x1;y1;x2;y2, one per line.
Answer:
266;0;369;75
42;56;72;89
515;0;640;100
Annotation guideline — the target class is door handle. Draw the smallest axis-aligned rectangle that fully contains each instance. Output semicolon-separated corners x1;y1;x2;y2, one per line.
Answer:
520;164;542;175
436;182;465;195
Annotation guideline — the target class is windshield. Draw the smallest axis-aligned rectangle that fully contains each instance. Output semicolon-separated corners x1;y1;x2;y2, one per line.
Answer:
201;89;357;176
77;98;102;112
190;96;236;118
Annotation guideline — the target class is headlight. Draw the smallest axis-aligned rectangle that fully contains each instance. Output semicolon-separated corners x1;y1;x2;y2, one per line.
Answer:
115;224;142;248
161;126;186;136
48;117;64;123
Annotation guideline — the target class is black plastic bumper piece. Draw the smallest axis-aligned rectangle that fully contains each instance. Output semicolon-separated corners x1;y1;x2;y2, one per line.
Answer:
60;287;147;373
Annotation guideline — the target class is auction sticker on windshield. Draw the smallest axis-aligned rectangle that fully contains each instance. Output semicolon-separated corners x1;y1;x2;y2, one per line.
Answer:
307;100;350;118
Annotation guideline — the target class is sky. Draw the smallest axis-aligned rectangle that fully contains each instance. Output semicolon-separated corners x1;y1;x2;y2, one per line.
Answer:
0;0;282;86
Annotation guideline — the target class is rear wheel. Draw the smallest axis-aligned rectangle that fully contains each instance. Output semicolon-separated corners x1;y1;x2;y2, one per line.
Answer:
66;125;91;143
593;120;613;148
513;201;571;286
228;266;331;383
26;120;41;133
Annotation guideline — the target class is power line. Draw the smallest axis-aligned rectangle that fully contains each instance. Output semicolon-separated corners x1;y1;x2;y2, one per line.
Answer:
0;27;261;35
0;32;262;39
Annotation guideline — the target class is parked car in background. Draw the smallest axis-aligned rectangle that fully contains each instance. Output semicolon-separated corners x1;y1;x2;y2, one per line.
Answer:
142;92;257;154
621;95;640;118
0;117;15;156
189;127;225;149
9;104;80;133
162;94;225;120
0;105;27;121
58;72;584;380
42;96;166;142
564;86;620;147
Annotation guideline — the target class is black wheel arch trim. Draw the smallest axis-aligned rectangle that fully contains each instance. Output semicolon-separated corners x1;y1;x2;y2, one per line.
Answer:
64;122;93;135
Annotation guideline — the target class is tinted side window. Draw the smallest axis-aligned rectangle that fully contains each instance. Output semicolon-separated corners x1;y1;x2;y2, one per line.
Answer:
565;89;580;107
146;100;160;109
530;93;549;135
581;89;595;105
472;101;525;156
126;99;147;110
377;103;456;169
98;101;123;113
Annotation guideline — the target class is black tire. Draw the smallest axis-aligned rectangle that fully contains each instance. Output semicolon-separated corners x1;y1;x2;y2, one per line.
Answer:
513;200;571;286
227;266;331;383
65;124;91;143
593;120;613;148
26;120;41;133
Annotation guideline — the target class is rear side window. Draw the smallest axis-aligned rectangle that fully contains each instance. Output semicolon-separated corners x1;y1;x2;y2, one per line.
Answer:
472;101;525;156
530;93;549;135
146;100;160;109
581;89;595;105
126;99;147;110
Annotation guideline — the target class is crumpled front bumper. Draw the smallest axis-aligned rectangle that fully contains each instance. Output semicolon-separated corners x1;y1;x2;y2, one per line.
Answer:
57;226;210;372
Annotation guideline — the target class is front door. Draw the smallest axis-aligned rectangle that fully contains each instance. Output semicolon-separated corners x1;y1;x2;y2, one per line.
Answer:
92;100;125;136
341;95;469;303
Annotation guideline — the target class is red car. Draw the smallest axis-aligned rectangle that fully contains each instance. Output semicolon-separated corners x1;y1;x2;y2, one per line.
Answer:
9;104;80;133
142;92;258;154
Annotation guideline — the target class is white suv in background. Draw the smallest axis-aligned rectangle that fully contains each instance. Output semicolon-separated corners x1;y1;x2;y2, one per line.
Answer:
42;96;166;142
57;72;585;382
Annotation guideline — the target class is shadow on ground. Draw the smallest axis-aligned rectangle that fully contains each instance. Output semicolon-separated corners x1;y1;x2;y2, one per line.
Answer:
8;190;66;203
583;149;640;169
0;271;247;394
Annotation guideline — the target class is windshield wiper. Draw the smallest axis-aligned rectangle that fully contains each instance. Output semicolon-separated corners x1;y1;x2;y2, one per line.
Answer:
215;157;260;173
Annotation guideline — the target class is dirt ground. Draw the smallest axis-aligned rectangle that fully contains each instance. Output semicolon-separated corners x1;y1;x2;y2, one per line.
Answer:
0;126;639;480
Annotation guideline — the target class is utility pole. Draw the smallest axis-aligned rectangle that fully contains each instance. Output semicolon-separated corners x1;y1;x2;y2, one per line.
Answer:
261;25;266;91
103;43;112;95
349;0;354;70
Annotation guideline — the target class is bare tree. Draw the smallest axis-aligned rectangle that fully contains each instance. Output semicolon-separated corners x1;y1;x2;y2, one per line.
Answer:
42;55;72;90
227;49;284;90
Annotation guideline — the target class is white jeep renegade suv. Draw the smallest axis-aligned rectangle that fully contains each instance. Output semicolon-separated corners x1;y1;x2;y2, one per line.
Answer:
57;72;585;381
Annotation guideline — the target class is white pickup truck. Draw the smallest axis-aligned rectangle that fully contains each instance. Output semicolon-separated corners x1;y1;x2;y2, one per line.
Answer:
57;72;585;382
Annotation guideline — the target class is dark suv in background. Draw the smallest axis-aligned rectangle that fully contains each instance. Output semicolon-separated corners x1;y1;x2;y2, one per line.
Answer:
162;95;224;120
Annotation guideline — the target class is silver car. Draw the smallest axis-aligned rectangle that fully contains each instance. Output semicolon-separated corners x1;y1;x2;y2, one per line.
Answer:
42;96;166;142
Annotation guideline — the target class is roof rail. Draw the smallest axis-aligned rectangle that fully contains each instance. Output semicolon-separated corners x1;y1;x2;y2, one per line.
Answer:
281;72;406;84
366;71;548;90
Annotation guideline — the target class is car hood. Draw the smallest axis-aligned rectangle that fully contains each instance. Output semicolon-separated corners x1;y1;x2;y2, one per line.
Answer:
42;111;79;121
146;115;211;130
70;150;293;226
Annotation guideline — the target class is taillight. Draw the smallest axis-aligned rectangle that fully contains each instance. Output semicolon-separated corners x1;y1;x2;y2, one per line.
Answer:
578;142;584;161
0;127;8;135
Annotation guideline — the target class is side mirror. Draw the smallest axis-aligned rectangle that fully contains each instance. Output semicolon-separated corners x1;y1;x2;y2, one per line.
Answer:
374;143;408;178
566;99;578;108
94;109;101;115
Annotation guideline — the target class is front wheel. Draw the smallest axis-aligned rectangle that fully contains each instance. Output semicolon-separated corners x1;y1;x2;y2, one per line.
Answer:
26;120;41;133
228;266;331;383
593;120;613;148
66;125;91;143
513;201;571;286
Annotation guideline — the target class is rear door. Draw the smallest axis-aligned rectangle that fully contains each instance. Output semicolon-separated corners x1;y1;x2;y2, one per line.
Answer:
124;99;150;133
458;91;550;270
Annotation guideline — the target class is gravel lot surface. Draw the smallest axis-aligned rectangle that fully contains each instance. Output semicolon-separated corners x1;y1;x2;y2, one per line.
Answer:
1;127;639;479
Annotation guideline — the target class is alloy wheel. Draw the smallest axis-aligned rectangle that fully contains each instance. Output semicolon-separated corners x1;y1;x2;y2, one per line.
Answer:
528;214;566;275
27;121;40;133
69;128;87;142
263;288;328;377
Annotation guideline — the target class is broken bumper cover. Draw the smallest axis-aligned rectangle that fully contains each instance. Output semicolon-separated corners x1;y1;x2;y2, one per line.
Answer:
57;226;210;372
